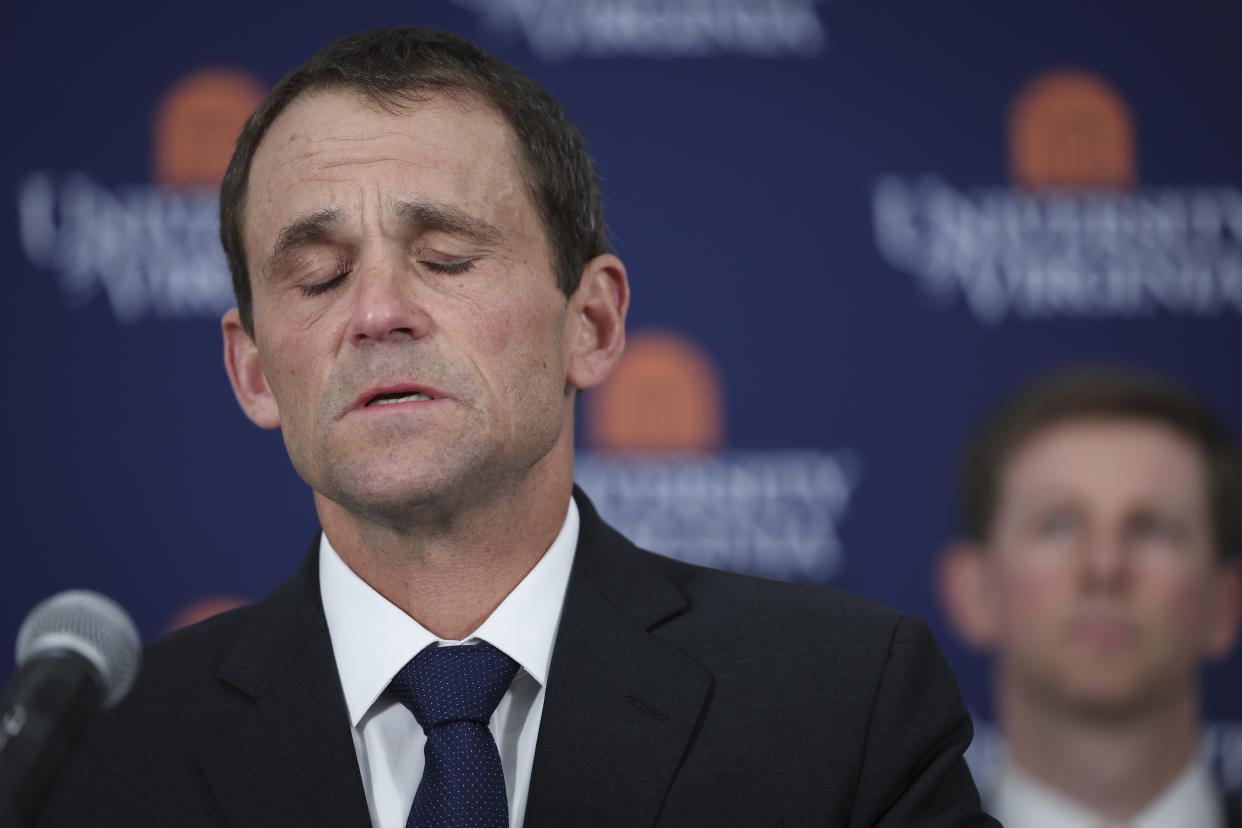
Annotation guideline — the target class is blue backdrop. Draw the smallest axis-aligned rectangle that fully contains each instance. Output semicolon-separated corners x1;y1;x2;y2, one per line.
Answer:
4;0;1240;795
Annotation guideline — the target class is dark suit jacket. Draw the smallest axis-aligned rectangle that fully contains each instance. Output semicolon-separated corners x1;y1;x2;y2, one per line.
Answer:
37;491;995;826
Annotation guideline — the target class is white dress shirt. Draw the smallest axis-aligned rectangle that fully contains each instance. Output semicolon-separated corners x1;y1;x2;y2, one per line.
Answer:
991;751;1225;828
319;498;579;828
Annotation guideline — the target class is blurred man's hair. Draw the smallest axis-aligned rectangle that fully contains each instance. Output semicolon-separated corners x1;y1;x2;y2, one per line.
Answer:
958;366;1242;559
220;26;610;336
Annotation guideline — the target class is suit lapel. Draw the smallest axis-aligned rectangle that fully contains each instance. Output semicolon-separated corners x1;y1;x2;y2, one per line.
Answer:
524;491;714;825
189;495;710;826
195;545;371;828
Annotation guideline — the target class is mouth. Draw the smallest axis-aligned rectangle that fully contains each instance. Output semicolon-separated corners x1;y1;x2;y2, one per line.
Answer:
366;390;435;407
1067;615;1137;648
353;384;445;411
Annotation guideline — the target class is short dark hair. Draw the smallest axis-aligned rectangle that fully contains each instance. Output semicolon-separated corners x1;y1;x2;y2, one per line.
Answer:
219;27;610;336
958;366;1242;559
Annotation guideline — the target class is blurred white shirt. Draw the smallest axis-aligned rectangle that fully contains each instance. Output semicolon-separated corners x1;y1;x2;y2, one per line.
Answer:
319;498;578;828
991;751;1223;828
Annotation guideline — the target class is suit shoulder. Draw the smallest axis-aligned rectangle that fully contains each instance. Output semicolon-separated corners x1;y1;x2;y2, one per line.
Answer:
134;547;322;697
148;599;260;654
642;548;909;649
36;562;326;825
75;600;262;745
573;488;906;642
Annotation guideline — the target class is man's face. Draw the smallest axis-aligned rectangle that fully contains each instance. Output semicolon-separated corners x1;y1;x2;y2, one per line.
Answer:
225;89;590;520
971;419;1238;716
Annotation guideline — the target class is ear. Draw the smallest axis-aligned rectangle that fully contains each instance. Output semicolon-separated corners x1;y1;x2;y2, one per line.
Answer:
936;541;1000;651
222;308;281;430
1204;562;1242;659
565;253;629;391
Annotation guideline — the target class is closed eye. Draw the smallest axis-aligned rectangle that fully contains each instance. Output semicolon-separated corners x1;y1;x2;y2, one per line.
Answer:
422;260;475;275
1034;507;1081;540
1129;512;1184;546
301;272;349;296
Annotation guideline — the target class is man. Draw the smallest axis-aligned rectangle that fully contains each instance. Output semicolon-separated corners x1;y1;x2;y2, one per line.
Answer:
939;368;1242;827
38;28;993;826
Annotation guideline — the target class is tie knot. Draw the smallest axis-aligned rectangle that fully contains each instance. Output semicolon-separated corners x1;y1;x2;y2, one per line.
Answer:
391;642;519;733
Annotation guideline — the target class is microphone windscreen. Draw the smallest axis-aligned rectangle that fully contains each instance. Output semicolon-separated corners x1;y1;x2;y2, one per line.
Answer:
16;591;141;708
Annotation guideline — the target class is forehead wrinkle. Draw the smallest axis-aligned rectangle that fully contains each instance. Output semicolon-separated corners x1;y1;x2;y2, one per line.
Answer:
294;124;452;165
314;154;417;172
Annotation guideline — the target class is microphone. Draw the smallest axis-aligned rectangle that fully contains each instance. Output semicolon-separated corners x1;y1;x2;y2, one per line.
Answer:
0;591;141;826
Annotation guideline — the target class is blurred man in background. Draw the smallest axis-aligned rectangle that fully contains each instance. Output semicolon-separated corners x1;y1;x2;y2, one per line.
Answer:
939;368;1242;827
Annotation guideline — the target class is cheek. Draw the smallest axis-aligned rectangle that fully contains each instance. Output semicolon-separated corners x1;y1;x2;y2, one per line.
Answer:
257;320;329;423
994;558;1074;635
475;305;522;355
1136;564;1214;638
480;291;567;379
458;307;524;409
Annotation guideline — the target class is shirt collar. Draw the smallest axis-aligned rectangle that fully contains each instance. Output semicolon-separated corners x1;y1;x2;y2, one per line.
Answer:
1136;754;1223;828
993;750;1223;828
320;497;579;728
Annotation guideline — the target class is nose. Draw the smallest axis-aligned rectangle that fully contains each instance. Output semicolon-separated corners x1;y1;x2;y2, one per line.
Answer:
1081;530;1129;591
346;254;433;345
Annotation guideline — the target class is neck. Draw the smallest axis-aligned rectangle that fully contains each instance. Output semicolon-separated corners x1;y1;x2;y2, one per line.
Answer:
316;437;575;641
998;673;1201;821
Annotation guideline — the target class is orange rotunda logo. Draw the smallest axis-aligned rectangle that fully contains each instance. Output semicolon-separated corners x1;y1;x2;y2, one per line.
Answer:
587;330;724;452
165;594;249;633
1009;69;1136;192
152;68;266;190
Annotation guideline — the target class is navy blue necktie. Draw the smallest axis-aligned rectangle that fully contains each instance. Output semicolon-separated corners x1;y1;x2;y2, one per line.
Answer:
391;642;520;828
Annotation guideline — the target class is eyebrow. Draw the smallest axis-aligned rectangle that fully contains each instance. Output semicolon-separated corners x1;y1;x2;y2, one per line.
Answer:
260;201;506;281
395;201;504;247
263;208;343;281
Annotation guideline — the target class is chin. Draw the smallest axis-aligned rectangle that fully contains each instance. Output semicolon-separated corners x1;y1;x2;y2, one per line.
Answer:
314;465;458;519
1052;673;1177;719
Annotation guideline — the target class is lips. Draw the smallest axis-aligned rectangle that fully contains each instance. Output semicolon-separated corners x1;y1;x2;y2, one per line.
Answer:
367;390;433;406
1066;614;1137;648
352;384;446;412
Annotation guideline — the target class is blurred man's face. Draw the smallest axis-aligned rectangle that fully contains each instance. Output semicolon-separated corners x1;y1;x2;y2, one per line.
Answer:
973;419;1238;716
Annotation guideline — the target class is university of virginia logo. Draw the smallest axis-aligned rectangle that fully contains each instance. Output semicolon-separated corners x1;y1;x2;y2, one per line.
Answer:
165;595;249;633
587;331;723;452
1009;70;1135;192
153;70;265;189
18;68;264;323
577;329;859;582
454;0;827;60
873;68;1242;325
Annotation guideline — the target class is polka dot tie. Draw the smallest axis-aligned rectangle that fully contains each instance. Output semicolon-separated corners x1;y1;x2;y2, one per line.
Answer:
391;642;520;828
